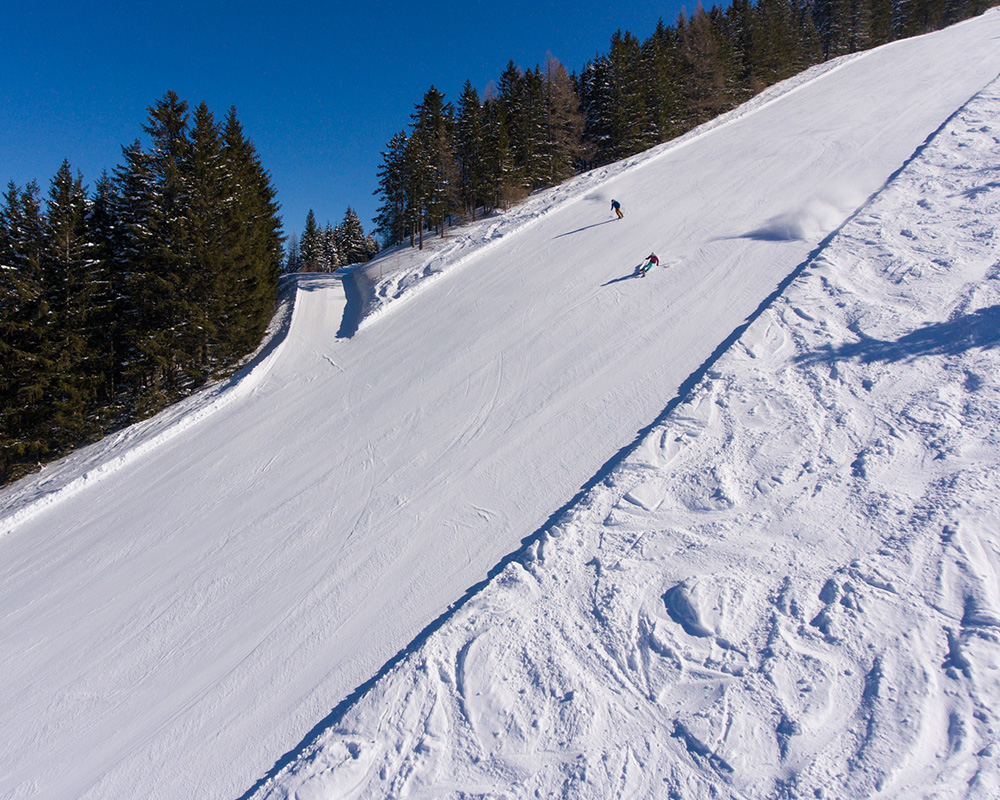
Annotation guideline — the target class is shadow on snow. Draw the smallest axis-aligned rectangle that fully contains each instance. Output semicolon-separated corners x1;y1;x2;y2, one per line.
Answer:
796;305;1000;366
553;218;617;239
602;266;644;286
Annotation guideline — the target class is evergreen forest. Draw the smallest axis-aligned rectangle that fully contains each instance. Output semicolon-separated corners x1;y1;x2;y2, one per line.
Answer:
1;92;283;485
374;0;996;248
284;207;380;274
2;0;996;486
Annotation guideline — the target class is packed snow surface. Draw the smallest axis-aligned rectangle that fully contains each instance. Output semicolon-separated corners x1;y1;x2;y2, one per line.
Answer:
252;49;1000;800
2;13;1000;800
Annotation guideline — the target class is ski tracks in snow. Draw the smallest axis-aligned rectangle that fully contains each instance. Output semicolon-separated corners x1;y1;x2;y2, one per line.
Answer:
249;69;1000;800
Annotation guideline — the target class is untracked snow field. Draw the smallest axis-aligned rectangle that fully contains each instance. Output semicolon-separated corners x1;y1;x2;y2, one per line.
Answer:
2;12;1000;800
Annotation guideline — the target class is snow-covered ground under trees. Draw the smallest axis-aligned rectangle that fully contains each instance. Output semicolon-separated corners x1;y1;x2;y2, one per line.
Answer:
3;11;1000;800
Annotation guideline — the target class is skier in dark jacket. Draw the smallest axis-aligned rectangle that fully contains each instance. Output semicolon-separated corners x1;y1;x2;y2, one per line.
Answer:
611;199;623;219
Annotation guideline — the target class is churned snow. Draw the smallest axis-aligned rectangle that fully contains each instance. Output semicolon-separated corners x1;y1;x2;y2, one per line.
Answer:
2;11;1000;800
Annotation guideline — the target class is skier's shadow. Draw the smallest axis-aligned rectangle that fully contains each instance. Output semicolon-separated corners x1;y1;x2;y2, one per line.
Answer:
602;267;643;286
554;219;616;239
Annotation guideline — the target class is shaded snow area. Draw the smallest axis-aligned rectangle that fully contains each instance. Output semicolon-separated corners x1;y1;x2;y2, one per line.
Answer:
2;13;1000;800
251;80;1000;800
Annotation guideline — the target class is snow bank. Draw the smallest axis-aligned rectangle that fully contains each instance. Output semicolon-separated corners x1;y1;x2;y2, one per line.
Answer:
0;275;300;537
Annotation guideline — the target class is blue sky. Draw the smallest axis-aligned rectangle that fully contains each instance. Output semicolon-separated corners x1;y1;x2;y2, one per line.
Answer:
1;1;688;240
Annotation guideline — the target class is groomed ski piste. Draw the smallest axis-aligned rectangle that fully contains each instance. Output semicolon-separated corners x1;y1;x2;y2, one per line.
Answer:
2;12;1000;800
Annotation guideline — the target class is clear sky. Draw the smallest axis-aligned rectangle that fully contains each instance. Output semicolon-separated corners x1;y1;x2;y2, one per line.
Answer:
1;1;688;241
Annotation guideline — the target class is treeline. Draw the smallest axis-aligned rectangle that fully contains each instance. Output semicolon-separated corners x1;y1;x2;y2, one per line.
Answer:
284;207;380;273
375;0;995;248
0;92;283;485
374;57;584;249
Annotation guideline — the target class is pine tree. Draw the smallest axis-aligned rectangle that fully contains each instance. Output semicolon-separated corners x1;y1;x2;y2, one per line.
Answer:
335;207;368;265
323;223;341;271
215;107;282;366
299;210;322;271
0;181;50;479
606;30;649;159
373;131;409;247
640;20;684;146
284;231;301;273
456;81;488;218
40;162;101;447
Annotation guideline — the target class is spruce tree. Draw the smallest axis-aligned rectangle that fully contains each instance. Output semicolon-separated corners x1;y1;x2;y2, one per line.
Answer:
2;93;281;484
119;92;199;406
679;5;730;126
482;91;517;210
640;21;684;146
299;210;322;271
364;233;380;260
496;62;544;195
112;140;157;413
606;30;649;159
184;102;225;372
335;207;368;265
323;223;341;271
521;66;551;189
87;171;124;412
284;232;301;273
40;162;100;447
813;0;854;55
217;107;281;365
579;56;615;164
409;86;458;241
0;182;50;479
456;81;488;218
373;131;409;247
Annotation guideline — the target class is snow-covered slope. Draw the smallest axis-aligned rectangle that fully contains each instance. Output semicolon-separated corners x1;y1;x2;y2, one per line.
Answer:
251;57;1000;800
2;13;1000;800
